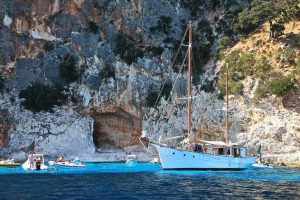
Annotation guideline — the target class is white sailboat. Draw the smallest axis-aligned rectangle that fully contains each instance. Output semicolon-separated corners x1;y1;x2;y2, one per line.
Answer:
142;21;256;170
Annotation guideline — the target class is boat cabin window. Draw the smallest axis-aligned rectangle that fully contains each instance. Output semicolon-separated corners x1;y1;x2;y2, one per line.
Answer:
217;148;224;155
233;148;240;157
194;144;202;153
240;148;246;157
226;148;230;155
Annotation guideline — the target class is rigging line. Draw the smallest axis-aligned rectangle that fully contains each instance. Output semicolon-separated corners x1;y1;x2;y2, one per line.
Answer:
152;49;188;133
165;49;188;104
153;26;188;108
179;94;202;100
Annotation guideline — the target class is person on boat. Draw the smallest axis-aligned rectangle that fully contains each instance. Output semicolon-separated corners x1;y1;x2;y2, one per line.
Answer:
257;155;262;164
36;156;42;170
56;156;65;162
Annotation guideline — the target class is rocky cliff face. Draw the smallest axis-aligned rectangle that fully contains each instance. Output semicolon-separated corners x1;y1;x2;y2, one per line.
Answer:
0;0;299;164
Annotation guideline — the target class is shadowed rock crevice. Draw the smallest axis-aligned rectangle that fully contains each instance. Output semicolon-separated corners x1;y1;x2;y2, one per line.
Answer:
282;84;300;113
92;108;141;148
0;109;13;147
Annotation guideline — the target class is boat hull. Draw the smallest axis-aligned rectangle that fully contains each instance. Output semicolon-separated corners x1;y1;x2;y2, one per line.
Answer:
252;163;273;169
154;145;256;170
22;160;48;171
48;161;85;168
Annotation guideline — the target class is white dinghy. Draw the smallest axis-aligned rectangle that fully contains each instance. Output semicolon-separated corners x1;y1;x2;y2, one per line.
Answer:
49;157;85;168
252;163;273;169
22;154;48;171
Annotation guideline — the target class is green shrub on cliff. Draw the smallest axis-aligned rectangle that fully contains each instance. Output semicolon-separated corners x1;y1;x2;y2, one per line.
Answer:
180;0;204;17
87;21;98;34
114;32;144;65
146;81;172;107
217;79;243;99
19;82;66;113
218;36;231;50
267;75;295;96
100;64;116;80
150;16;172;34
146;85;159;107
59;54;79;84
296;57;300;74
253;57;271;78
253;83;268;104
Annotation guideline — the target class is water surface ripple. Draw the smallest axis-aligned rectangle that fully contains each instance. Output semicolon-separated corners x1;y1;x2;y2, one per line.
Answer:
0;163;299;199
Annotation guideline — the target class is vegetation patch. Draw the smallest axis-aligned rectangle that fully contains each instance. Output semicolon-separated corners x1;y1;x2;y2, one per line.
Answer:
180;0;205;17
253;82;269;104
201;80;215;93
218;36;231;50
146;84;159;107
59;54;79;84
281;48;295;65
114;32;144;65
44;41;54;52
87;21;98;34
217;79;244;99
253;57;272;78
145;46;164;57
234;0;300;38
296;57;300;74
100;64;116;80
267;75;295;96
223;50;255;81
150;16;172;34
19;82;66;112
146;81;172;107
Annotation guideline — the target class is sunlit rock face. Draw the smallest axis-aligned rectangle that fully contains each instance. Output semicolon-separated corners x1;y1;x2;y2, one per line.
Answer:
6;107;95;161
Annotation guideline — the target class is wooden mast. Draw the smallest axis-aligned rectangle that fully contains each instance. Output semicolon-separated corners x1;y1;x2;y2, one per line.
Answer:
187;21;192;135
225;63;229;144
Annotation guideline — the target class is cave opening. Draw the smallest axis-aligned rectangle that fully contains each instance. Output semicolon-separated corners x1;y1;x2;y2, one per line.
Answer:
92;109;142;149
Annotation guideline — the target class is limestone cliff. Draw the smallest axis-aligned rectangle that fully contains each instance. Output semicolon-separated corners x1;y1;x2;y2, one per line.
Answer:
0;0;299;164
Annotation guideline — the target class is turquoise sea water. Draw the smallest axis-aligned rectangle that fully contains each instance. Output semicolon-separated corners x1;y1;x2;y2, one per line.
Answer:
1;163;300;199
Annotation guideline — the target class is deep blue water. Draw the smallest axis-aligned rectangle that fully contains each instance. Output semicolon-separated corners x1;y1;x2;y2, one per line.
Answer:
0;163;300;199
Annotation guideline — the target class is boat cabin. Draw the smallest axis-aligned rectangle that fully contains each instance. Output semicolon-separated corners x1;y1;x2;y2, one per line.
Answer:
25;154;46;170
182;140;248;158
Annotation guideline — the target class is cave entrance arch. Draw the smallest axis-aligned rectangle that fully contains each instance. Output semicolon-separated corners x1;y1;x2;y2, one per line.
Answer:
92;108;141;148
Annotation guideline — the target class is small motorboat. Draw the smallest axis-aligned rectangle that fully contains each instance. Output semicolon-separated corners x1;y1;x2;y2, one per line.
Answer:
252;163;273;169
0;159;21;168
48;157;85;168
22;154;48;171
126;155;137;166
150;157;160;164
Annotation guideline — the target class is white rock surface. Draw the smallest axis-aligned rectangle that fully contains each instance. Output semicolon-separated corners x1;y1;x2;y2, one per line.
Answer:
30;26;59;41
3;15;12;27
7;106;95;161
